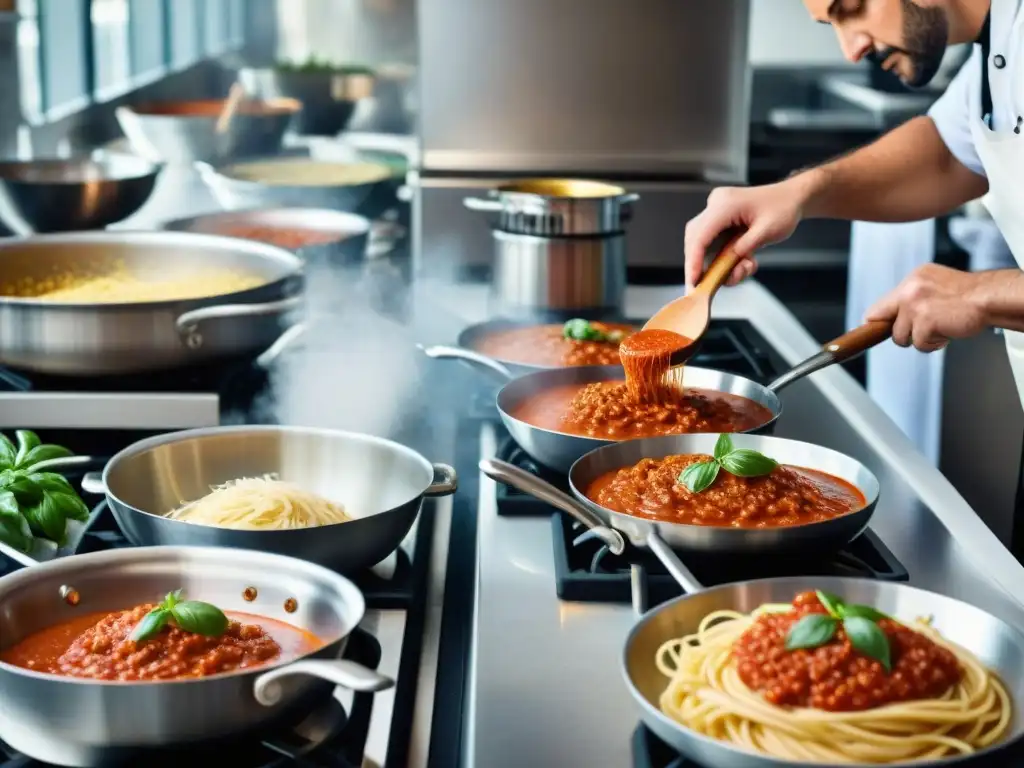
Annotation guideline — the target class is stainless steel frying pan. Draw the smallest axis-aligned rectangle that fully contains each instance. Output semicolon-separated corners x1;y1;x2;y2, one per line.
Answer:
623;575;1024;768
428;321;891;473
480;432;879;559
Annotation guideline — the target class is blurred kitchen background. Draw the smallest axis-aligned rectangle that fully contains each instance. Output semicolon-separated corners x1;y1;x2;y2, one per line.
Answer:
0;0;1016;540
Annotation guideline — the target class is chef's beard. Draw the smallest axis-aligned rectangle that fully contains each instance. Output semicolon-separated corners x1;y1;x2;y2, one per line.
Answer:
868;0;948;89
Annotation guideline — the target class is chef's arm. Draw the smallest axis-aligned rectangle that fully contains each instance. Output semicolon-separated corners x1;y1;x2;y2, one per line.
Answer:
794;116;988;223
974;269;1024;333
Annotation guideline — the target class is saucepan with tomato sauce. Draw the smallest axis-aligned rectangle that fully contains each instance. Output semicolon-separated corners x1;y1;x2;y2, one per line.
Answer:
0;546;391;766
481;431;879;561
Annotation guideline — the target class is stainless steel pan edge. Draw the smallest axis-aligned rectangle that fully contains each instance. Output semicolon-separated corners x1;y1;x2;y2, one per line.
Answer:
622;576;1024;768
0;546;392;766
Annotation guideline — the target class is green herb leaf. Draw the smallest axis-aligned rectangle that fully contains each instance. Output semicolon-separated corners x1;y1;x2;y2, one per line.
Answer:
815;590;845;618
843;616;892;671
720;449;778;478
713;434;733;460
162;589;183;610
0;491;31;552
785;613;838;651
170;600;230;637
563;318;594;341
13;431;39;467
679;461;720;493
131;608;171;643
23;495;66;545
0;435;14;471
26;472;75;495
843;604;889;623
17;444;72;470
3;474;41;506
51;491;90;522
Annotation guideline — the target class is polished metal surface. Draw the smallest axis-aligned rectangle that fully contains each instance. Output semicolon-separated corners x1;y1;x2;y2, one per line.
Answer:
0;393;219;430
463;179;638;236
0;546;392;766
239;68;374;137
162;206;372;266
89;426;457;574
0;152;162;234
435;280;1024;768
489;230;627;316
0;231;304;375
624;577;1024;768
418;0;750;178
115;99;300;164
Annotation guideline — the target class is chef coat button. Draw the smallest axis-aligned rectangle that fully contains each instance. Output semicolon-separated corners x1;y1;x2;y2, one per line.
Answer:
994;54;1007;68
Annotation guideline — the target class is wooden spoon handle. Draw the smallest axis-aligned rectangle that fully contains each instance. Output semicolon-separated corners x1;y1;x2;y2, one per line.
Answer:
823;321;893;362
693;232;746;297
216;82;245;135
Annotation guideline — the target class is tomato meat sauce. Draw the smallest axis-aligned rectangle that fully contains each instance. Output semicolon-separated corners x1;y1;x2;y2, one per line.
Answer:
0;604;321;681
734;591;962;712
214;224;348;250
619;328;692;402
585;454;864;526
472;323;636;367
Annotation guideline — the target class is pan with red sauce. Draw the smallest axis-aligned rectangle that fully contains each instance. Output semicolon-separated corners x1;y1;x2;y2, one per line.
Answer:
584;453;866;528
0;604;322;682
213;224;349;250
472;323;636;368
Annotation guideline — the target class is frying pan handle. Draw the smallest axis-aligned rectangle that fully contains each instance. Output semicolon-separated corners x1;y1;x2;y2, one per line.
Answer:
175;297;304;350
478;458;626;554
767;321;893;393
644;534;705;594
424;463;458;496
253;659;393;706
419;344;513;382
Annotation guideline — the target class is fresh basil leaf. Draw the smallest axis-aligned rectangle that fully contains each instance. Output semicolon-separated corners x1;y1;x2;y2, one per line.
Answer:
4;475;41;506
0;513;32;552
18;444;73;470
843;616;892;672
162;589;183;610
50;491;90;522
562;319;592;341
28;472;75;495
713;434;733;460
0;489;18;518
785;614;837;651
679;461;720;493
720;449;778;478
0;435;15;471
843;604;889;623
131;608;171;642
815;590;845;619
23;495;66;544
171;600;229;637
14;431;40;467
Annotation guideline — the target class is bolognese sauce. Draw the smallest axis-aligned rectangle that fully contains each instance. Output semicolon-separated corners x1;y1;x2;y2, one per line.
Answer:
733;591;963;712
473;323;636;368
0;604;320;681
214;225;347;250
618;328;692;402
584;454;864;526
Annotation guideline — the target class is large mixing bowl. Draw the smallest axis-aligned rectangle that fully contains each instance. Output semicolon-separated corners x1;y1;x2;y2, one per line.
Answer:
0;152;162;234
116;98;300;164
239;67;375;136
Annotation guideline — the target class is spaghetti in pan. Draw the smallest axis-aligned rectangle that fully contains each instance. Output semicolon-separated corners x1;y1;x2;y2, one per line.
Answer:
655;589;1011;763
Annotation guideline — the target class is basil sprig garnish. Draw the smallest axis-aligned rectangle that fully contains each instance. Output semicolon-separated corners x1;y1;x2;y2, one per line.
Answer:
0;430;88;552
562;318;627;344
785;590;893;672
130;590;230;643
678;434;779;493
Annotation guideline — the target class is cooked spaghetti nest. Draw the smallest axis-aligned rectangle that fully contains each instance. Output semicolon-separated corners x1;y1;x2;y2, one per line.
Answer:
167;475;353;530
655;607;1012;764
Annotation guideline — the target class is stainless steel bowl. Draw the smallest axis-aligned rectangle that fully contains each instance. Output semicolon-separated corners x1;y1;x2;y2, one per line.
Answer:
82;425;458;573
239;67;375;136
116;98;300;164
0;152;162;234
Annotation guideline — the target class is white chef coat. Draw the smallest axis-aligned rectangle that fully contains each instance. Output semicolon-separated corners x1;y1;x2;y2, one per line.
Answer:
927;0;1024;410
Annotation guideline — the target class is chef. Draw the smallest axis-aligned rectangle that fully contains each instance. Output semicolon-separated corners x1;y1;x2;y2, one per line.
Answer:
685;0;1024;417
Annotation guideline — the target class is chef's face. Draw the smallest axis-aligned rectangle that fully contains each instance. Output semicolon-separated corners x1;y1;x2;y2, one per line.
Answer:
804;0;949;88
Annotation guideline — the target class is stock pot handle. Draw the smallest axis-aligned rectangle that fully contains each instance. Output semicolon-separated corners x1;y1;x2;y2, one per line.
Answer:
418;344;514;382
463;196;503;213
424;463;458;497
253;659;393;706
176;296;304;350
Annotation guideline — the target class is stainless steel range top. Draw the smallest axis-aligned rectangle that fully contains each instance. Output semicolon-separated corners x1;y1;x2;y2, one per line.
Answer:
423;280;1024;768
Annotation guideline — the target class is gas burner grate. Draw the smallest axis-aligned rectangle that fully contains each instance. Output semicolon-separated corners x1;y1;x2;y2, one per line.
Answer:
0;628;381;768
552;514;909;607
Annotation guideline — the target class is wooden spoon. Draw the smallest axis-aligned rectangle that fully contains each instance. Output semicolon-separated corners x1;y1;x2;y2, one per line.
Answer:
215;82;246;135
639;232;748;367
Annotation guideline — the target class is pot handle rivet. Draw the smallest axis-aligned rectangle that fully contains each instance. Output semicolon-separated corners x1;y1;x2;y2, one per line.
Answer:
59;585;80;606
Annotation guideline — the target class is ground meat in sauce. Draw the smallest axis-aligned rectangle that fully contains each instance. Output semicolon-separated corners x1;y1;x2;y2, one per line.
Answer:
585;454;864;526
733;591;962;711
51;603;281;681
473;323;636;367
561;382;772;439
214;225;347;250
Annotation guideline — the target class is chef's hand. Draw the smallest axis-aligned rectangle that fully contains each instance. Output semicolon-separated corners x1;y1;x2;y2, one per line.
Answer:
864;264;989;352
684;180;807;289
